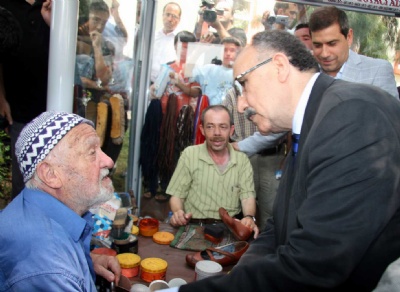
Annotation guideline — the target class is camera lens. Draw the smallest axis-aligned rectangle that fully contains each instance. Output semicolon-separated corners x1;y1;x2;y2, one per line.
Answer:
203;9;217;23
267;16;276;25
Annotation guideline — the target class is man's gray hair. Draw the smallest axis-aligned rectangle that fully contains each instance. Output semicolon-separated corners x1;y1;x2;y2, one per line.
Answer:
251;30;319;73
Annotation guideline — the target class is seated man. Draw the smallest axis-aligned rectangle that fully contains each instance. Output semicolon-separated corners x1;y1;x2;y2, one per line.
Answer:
0;111;120;290
167;105;259;238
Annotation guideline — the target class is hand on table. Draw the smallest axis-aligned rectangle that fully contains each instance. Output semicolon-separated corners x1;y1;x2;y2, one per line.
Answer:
240;217;259;239
170;210;192;227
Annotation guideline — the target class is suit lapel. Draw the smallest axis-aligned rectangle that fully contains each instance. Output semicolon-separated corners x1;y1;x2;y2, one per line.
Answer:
341;50;361;81
276;73;335;245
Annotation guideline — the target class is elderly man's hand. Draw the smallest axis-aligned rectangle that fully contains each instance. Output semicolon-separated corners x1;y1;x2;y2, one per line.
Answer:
91;253;121;285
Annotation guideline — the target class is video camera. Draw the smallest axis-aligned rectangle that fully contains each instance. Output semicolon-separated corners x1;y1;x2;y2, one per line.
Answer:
211;56;222;66
263;14;289;28
199;0;224;23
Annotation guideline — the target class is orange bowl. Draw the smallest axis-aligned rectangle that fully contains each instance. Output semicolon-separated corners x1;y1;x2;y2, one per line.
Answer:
139;218;159;237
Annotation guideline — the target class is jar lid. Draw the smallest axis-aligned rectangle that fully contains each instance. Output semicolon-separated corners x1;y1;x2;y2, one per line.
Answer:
114;234;138;245
152;231;174;245
141;257;168;273
195;260;222;274
117;253;141;268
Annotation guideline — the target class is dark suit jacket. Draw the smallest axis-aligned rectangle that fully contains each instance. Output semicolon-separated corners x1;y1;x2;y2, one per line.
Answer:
180;74;400;291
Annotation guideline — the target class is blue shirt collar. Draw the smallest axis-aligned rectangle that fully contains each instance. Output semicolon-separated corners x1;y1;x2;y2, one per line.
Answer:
22;188;93;242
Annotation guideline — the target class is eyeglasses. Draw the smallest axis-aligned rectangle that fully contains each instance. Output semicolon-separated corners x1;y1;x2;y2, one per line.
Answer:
234;57;272;87
234;80;244;99
233;80;257;120
163;13;180;20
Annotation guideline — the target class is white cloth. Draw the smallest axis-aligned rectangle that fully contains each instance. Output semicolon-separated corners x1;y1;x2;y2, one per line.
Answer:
151;28;179;82
292;73;320;134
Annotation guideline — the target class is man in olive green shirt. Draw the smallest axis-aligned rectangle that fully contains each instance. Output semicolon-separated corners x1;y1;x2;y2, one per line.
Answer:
167;105;259;238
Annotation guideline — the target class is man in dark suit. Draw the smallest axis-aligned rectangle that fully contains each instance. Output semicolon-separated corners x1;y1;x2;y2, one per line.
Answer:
169;30;400;291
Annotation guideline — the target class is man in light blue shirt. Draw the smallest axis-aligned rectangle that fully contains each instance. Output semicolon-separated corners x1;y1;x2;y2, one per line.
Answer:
191;37;242;105
0;111;120;291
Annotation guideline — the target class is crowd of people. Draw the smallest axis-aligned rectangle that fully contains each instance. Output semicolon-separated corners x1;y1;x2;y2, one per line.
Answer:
1;0;400;291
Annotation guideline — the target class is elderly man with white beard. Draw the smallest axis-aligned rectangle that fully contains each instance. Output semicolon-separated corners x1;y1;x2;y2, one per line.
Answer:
0;111;121;291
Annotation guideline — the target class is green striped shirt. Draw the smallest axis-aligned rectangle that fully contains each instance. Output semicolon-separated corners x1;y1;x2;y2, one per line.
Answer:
166;143;255;219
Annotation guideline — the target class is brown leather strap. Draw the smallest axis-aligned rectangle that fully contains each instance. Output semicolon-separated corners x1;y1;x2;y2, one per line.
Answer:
205;247;236;260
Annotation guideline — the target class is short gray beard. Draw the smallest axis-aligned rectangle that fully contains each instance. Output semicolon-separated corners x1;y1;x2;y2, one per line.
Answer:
84;168;114;209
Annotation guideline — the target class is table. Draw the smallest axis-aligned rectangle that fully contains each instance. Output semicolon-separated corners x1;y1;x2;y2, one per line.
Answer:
133;223;196;284
130;223;231;285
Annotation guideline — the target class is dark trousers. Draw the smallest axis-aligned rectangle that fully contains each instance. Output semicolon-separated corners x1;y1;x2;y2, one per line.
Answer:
10;122;25;199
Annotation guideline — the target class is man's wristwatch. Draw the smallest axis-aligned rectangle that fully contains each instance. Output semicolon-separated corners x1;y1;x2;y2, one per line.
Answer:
244;215;256;223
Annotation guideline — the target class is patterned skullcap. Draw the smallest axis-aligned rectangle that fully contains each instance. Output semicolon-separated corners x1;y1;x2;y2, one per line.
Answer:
15;111;94;183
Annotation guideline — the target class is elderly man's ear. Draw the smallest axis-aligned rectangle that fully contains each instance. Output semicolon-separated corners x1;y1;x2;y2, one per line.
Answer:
36;162;63;188
273;53;291;82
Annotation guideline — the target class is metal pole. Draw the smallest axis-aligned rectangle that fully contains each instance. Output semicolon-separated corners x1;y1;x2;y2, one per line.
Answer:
127;0;157;213
47;0;79;111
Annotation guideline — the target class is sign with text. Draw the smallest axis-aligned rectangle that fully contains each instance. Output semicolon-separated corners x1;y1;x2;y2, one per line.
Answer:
287;0;400;15
323;0;400;13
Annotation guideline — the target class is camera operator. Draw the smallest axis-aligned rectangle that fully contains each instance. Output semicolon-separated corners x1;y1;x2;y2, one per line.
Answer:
262;2;298;31
261;10;272;31
262;12;290;31
194;0;235;44
274;2;299;30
